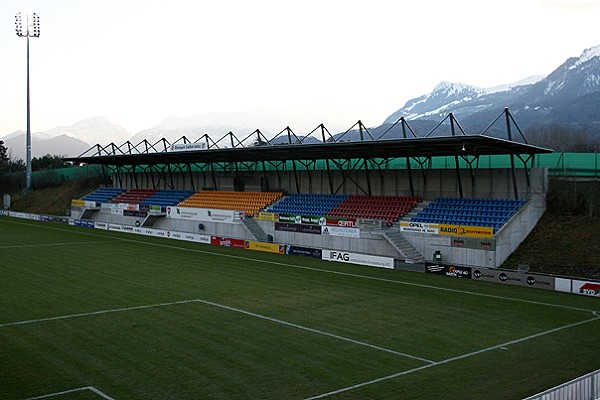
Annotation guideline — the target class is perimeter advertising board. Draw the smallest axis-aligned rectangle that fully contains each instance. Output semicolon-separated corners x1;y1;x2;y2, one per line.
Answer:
471;268;555;290
425;263;472;279
322;250;394;269
8;212;40;221
245;241;285;254
284;245;322;259
211;236;246;248
572;280;600;297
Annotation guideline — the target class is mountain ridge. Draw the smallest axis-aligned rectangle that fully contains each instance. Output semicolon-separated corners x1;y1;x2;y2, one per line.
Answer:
383;44;600;136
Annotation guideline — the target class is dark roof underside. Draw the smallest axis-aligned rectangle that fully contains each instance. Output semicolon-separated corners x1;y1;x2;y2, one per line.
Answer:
65;135;552;167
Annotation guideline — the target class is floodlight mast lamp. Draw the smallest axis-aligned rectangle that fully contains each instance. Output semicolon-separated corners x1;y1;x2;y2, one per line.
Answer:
15;12;40;192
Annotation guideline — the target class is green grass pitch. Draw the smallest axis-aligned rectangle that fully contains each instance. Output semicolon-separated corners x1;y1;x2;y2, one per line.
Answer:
1;216;599;399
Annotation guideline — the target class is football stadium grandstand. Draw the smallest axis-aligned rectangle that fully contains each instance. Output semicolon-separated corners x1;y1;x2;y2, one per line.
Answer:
5;110;600;400
65;109;551;269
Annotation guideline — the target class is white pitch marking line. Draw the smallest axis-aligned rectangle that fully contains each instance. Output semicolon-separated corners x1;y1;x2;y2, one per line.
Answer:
0;299;198;328
4;218;599;314
195;299;435;364
25;386;115;400
304;313;600;399
0;297;434;364
0;240;119;249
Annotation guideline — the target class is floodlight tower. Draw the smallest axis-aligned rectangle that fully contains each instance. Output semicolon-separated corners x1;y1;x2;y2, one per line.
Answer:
15;12;40;192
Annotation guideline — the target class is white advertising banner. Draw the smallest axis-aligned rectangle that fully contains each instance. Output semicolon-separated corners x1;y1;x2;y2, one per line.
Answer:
9;211;40;221
94;222;108;230
168;231;211;244
400;221;439;234
555;278;572;293
101;203;128;215
322;250;394;269
108;224;123;231
321;226;360;238
572;280;600;297
169;142;208;152
166;206;237;223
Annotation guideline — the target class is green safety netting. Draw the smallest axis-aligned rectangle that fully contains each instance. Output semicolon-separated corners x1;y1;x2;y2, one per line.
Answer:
24;153;600;183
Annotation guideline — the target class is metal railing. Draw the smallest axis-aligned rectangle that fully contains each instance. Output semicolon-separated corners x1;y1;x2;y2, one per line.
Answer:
524;369;600;400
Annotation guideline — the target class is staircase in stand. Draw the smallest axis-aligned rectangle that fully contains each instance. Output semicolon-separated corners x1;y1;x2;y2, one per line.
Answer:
383;229;426;264
242;217;269;242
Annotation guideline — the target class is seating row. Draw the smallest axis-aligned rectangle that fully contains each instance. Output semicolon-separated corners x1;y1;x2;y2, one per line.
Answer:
140;190;195;207
179;191;283;217
412;197;527;231
81;187;126;203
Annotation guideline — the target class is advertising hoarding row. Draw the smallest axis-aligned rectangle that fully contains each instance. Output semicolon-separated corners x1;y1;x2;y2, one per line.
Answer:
3;210;600;299
322;250;394;269
245;241;285;254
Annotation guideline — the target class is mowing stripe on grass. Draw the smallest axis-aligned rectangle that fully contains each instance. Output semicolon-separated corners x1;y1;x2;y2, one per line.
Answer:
0;239;119;249
26;386;115;400
2;218;598;314
304;313;600;399
196;299;435;364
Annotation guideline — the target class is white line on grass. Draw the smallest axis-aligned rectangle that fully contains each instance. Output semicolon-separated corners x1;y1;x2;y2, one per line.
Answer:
0;299;198;328
3;218;599;314
0;297;434;364
25;386;115;400
304;313;600;399
195;299;435;364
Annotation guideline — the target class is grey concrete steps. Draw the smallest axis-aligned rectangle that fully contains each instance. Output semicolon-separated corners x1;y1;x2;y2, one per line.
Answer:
383;229;426;263
242;218;269;242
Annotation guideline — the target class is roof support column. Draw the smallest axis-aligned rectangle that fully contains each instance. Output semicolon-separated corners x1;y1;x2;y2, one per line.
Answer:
115;166;123;188
505;109;519;199
187;163;195;192
401;120;415;197
450;114;464;198
291;160;300;194
363;158;372;195
132;165;139;189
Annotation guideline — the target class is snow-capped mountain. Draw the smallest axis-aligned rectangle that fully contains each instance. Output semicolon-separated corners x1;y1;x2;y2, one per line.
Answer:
42;117;131;145
383;45;600;135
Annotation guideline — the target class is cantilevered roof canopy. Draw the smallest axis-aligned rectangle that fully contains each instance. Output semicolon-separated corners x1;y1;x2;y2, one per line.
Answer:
65;135;552;167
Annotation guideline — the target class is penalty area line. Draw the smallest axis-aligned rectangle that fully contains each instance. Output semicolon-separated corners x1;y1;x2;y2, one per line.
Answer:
0;299;198;328
196;299;435;364
0;297;434;365
25;386;115;400
304;313;600;399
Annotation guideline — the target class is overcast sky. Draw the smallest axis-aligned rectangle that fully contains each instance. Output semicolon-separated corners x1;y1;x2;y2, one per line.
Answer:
1;0;599;135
